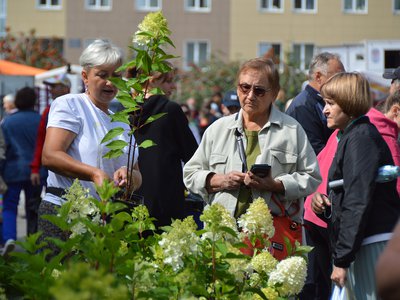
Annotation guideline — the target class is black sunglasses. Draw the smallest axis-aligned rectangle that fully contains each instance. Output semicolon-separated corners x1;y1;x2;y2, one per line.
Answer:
238;83;270;97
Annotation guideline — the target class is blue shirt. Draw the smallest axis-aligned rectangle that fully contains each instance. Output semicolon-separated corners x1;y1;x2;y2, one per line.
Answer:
1;110;43;183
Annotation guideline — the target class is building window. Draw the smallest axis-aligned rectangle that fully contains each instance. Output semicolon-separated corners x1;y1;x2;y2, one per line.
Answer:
343;0;367;13
394;0;400;13
0;0;6;37
136;0;161;11
258;43;281;62
293;43;314;70
293;0;316;12
36;0;62;10
260;0;283;12
85;0;112;10
184;41;210;69
185;0;211;12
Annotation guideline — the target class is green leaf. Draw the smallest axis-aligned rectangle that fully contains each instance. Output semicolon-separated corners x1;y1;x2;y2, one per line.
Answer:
142;112;167;126
108;77;127;91
105;140;128;150
109;111;130;124
139;140;157;149
101;127;125;143
116;59;136;73
103;149;124;159
116;93;138;109
215;240;228;256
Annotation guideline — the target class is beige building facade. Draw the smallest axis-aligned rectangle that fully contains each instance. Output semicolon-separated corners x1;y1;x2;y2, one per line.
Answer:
3;0;400;70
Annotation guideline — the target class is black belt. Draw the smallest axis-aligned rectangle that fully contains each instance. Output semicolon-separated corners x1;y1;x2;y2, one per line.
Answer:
47;187;66;197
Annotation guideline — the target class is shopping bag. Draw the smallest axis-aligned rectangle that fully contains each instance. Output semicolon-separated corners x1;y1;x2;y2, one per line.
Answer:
330;285;355;300
269;196;302;260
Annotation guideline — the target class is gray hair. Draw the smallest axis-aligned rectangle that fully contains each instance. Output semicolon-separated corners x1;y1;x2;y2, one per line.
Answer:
79;39;123;70
308;52;342;78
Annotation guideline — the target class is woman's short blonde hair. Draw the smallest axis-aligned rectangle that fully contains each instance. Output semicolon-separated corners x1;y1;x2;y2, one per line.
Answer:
236;58;280;97
321;72;372;117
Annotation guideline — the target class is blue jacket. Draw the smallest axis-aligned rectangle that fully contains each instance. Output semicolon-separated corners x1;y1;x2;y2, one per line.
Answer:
1;110;43;183
286;85;333;155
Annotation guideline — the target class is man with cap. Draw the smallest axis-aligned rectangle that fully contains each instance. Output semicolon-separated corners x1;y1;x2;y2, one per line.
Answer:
221;90;241;116
30;74;71;187
383;66;400;96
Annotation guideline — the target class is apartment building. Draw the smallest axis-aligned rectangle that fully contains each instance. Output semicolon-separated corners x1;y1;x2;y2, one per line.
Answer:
3;0;400;71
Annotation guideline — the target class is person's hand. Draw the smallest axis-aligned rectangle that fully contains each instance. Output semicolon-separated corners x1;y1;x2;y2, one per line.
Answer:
113;166;128;187
30;172;41;186
244;171;284;193
331;266;347;287
220;171;246;190
91;168;111;187
311;192;331;214
206;171;246;193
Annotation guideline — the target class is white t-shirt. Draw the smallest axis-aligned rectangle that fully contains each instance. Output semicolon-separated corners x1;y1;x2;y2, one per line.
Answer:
44;93;138;205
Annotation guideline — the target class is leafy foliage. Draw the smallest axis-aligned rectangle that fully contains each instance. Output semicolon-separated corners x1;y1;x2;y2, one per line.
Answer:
100;11;177;201
0;181;310;299
0;27;66;69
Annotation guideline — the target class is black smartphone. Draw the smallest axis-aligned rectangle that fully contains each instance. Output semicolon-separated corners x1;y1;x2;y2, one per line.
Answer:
250;164;271;178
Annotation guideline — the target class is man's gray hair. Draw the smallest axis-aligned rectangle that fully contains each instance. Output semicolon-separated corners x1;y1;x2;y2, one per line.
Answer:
308;52;342;78
79;39;123;70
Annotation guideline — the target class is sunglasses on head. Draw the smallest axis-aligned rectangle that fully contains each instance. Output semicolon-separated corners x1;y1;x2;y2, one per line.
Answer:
238;83;270;97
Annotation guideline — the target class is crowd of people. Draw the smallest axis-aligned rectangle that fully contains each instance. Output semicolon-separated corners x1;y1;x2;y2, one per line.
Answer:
1;40;400;299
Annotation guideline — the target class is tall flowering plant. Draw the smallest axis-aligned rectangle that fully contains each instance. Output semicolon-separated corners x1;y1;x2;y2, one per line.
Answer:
0;181;310;299
101;11;176;201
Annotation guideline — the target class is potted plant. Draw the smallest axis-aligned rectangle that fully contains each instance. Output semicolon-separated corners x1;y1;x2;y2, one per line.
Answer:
100;11;177;203
0;179;311;299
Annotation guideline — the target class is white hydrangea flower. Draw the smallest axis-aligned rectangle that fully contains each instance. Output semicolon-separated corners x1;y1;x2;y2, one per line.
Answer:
159;217;199;271
250;250;278;275
200;204;239;243
267;256;307;297
237;197;275;239
132;11;170;45
70;222;87;238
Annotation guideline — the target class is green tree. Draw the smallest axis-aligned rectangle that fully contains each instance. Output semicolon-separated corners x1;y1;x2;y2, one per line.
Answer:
0;27;66;69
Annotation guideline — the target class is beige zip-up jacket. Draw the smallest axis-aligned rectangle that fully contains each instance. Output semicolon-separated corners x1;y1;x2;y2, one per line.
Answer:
183;106;321;222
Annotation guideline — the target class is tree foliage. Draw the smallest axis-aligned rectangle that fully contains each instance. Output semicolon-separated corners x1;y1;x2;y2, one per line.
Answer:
173;49;307;108
0;27;66;69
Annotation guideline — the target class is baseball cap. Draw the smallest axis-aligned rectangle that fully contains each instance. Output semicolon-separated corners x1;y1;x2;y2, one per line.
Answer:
383;67;400;81
43;73;71;88
222;90;240;108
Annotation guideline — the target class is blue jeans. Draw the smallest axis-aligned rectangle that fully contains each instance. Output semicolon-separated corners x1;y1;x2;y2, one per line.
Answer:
2;181;43;243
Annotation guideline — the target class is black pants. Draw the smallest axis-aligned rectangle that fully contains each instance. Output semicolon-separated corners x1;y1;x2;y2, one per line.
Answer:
299;220;332;300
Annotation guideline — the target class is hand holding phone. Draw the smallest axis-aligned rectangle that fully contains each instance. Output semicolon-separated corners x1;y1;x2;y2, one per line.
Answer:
250;164;271;178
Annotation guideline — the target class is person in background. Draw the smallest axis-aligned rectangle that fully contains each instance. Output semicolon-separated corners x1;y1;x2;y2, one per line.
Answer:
383;91;400;145
274;88;286;112
132;64;198;228
375;220;400;300
184;58;320;246
30;74;71;188
1;87;43;256
286;52;345;300
2;93;17;118
0;129;7;249
311;72;400;299
383;66;400;96
181;103;201;144
221;90;241;116
38;40;142;256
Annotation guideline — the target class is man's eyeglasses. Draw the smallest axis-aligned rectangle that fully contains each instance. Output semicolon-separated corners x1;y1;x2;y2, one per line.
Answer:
238;83;270;97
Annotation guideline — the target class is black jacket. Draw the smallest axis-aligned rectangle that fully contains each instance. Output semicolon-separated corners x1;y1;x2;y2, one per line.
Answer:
133;95;198;227
286;85;333;155
328;116;400;268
